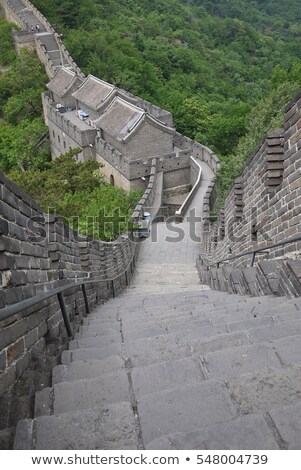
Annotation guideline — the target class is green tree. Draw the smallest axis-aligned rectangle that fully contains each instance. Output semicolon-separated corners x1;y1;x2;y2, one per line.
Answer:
0;18;16;66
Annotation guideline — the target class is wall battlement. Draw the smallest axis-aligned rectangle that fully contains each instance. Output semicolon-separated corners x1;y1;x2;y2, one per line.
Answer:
202;92;301;267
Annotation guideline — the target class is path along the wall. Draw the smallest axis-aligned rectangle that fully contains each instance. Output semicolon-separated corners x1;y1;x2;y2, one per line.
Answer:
14;165;301;450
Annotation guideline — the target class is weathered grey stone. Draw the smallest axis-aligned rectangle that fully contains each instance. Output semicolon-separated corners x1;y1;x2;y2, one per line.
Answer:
15;403;139;450
125;334;190;367
227;316;275;332
273;335;301;365
52;356;124;384
61;344;122;364
204;343;281;379
35;387;51;417
0;350;6;373
53;370;130;414
227;364;301;414
0;366;16;397
15;351;31;378
132;356;205;398
190;330;251;355
147;413;279;450
248;320;301;343
137;380;238;445
269;402;301;449
68;333;121;350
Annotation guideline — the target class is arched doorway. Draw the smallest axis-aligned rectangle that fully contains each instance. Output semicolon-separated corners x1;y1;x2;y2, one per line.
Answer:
110;174;115;186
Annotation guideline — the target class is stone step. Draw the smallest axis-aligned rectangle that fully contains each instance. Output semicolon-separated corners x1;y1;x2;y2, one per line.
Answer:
14;402;139;450
189;330;251;355
131;356;206;398
137;380;237;446
256;260;282;296
248;319;301;343
273;334;301;366
69;333;121;350
125;333;190;368
101;293;292;313
226;362;301;415
37;33;59;51
36;370;131;416
52;356;125;384
241;268;260;297
78;321;167;340
268;401;301;449
74;326;120;339
146;412;279;450
202;343;281;380
8;0;26;12
61;343;123;364
278;260;301;297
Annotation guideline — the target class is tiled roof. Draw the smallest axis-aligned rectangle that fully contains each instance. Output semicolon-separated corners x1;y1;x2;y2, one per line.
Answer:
72;75;115;110
47;67;81;98
94;97;144;141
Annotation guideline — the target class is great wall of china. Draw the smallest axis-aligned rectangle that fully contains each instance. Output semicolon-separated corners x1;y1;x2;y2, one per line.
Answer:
1;0;301;450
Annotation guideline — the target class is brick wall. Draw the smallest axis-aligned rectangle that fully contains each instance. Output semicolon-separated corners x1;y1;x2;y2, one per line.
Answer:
0;171;140;441
125;121;174;161
202;91;301;267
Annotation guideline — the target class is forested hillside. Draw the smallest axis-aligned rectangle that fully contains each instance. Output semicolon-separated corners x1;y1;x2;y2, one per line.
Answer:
2;1;301;207
0;15;141;241
29;0;301;202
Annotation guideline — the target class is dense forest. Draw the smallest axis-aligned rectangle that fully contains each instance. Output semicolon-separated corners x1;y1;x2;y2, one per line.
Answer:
28;0;301;202
1;0;301;215
0;16;142;241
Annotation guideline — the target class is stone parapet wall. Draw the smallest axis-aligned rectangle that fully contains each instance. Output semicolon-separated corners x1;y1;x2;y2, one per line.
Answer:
174;132;220;174
1;0;26;28
44;96;97;150
131;159;158;220
203;92;301;267
1;0;84;78
12;30;35;52
35;36;58;78
0;171;141;422
176;157;202;217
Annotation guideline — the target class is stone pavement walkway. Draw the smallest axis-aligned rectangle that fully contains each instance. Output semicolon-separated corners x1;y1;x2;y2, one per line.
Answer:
14;161;301;449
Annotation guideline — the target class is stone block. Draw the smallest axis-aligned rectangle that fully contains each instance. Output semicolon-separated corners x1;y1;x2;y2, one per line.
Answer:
0;254;15;271
10;271;27;286
0;350;7;373
228;364;301;414
0;366;16;397
8;222;26;241
147;413;279;450
269;402;301;449
0;236;21;254
24;328;38;349
18;200;32;218
15;351;31;378
15;256;30;269
1;187;19;210
138;381;237;445
15;403;139;450
0;218;9;236
7;338;25;365
15;211;29;229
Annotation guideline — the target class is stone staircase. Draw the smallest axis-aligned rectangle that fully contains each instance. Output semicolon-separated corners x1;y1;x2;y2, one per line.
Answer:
14;258;301;449
197;258;301;297
7;0;46;31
